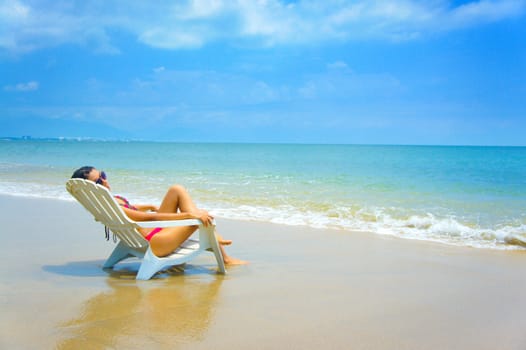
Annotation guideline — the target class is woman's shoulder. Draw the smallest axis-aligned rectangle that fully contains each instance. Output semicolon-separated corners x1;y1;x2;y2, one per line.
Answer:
114;195;129;204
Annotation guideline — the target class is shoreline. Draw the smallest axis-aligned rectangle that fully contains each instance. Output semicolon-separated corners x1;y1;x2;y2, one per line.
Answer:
0;192;523;252
1;195;526;349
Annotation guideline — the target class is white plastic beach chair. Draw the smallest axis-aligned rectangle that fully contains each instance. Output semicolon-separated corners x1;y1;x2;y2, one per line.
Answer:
66;178;226;280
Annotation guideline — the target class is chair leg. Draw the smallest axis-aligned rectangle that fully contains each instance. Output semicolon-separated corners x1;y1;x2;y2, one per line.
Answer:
200;226;226;274
136;248;162;280
103;241;135;268
136;265;157;280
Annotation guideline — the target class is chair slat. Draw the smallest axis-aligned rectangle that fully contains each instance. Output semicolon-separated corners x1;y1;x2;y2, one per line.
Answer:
67;179;147;249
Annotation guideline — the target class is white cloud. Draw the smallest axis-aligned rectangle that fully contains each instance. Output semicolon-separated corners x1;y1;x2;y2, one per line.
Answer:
139;28;204;49
449;0;526;27
0;0;524;54
327;61;350;70
120;68;283;107
177;0;226;19
0;0;28;21
4;80;39;91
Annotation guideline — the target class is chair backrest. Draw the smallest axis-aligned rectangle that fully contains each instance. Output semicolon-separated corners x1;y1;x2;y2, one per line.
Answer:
66;178;148;249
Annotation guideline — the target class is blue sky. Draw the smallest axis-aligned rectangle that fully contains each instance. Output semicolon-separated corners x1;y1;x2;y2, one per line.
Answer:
1;0;525;145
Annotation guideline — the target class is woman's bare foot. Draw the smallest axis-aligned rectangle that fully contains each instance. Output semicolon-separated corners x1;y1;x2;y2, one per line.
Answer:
215;232;232;246
224;256;249;265
218;238;232;246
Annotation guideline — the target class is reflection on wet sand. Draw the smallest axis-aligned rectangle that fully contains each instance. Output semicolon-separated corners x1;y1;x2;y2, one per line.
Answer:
55;269;224;349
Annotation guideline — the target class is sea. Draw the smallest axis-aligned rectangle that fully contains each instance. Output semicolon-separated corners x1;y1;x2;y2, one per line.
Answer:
1;139;525;250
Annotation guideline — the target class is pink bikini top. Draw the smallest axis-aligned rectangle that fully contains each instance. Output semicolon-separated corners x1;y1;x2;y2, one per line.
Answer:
114;195;138;211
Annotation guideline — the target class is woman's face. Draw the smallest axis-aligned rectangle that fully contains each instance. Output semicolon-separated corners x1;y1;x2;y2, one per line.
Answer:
88;169;110;190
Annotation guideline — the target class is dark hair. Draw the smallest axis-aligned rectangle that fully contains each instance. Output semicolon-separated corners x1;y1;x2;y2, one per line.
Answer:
71;166;95;179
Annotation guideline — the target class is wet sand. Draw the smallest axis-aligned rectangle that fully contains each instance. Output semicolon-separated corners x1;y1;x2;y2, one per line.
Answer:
1;195;525;349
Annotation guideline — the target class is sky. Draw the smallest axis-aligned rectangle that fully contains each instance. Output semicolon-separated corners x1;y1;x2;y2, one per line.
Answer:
1;0;525;145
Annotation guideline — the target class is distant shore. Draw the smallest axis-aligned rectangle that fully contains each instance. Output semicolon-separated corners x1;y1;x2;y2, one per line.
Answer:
3;136;526;147
1;195;525;349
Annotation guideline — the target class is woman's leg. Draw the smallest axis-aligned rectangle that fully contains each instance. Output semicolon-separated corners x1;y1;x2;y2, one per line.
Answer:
218;244;247;265
157;185;198;214
153;184;246;263
157;185;232;245
149;226;198;257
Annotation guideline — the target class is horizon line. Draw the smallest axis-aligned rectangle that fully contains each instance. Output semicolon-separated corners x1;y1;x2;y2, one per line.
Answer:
1;136;524;148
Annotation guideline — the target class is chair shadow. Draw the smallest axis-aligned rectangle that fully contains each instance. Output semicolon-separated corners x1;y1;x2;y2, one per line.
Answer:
43;259;221;279
42;260;110;277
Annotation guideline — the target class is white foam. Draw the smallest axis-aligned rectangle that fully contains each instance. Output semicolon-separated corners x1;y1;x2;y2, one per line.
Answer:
0;181;73;201
209;202;526;250
2;181;524;251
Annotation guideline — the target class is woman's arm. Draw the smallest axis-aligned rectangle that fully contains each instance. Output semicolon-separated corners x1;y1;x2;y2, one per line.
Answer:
122;207;192;221
133;204;158;212
121;207;213;226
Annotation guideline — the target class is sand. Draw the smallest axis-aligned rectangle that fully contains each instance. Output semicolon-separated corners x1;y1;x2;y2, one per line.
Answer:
1;195;525;349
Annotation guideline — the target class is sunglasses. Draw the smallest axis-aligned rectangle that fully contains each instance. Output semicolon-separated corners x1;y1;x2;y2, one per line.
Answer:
95;171;107;185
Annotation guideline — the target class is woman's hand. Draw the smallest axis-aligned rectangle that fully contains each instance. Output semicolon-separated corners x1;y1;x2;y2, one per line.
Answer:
192;209;214;226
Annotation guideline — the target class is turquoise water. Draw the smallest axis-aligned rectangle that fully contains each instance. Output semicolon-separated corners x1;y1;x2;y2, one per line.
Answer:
1;140;525;249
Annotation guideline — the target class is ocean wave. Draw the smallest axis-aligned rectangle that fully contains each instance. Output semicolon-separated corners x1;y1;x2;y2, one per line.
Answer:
209;203;526;250
1;181;524;250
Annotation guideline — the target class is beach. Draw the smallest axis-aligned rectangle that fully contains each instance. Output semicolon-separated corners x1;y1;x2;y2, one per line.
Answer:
3;1;526;348
1;194;525;349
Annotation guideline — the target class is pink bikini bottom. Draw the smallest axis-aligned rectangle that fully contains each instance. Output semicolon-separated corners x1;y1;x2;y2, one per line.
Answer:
145;227;162;241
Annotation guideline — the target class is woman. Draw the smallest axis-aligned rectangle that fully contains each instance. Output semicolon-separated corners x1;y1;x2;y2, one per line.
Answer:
71;166;246;265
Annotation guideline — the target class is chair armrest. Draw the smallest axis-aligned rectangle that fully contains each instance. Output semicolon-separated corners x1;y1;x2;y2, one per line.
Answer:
136;219;216;229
